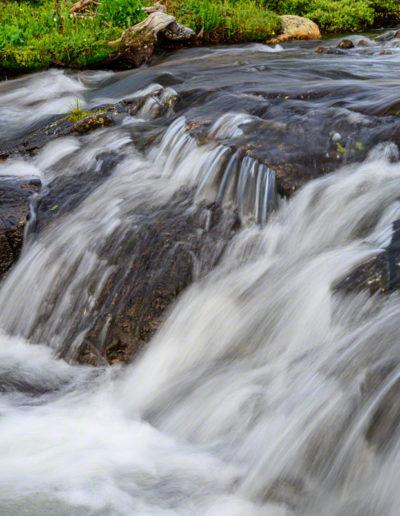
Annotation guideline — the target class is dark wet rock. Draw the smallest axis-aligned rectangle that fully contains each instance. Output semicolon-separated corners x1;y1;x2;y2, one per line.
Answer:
4;68;400;206
361;362;397;400
304;401;356;478
60;195;239;365
201;115;365;197
314;45;353;55
335;252;390;295
362;362;400;452
335;219;400;295
31;154;119;235
336;222;400;450
0;177;40;280
73;112;114;134
314;46;328;54
263;477;306;509
0;107;120;161
379;50;393;55
365;376;400;450
0;370;63;396
337;39;354;50
5;65;400;203
0;98;156;160
308;45;348;55
395;30;400;39
326;48;347;55
0;118;75;161
357;39;369;47
374;31;395;42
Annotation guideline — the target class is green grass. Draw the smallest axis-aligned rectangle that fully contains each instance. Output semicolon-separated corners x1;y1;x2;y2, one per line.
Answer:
1;0;400;75
262;0;400;32
68;97;95;123
0;0;144;73
164;0;281;42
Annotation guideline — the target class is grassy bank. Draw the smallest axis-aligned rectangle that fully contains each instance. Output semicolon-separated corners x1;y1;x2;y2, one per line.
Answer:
160;0;400;38
0;0;144;73
263;0;400;33
1;0;400;75
164;0;281;43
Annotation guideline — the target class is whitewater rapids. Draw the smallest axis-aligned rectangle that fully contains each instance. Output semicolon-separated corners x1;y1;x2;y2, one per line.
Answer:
0;145;400;514
2;38;400;515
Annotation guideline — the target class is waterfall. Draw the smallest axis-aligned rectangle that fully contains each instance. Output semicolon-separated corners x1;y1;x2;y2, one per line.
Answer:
2;40;400;516
152;116;276;224
0;108;275;360
1;144;400;514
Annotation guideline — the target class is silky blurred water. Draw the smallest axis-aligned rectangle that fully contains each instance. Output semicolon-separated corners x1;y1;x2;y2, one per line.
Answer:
1;36;400;515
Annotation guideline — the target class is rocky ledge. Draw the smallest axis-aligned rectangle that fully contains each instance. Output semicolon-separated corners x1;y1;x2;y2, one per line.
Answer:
0;177;40;281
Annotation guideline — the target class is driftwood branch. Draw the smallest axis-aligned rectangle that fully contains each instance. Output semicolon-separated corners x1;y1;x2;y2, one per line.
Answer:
104;8;196;69
142;2;167;14
110;11;195;46
69;0;97;14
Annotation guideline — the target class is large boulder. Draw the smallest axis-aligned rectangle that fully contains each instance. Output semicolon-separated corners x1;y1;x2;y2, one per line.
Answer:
267;15;321;44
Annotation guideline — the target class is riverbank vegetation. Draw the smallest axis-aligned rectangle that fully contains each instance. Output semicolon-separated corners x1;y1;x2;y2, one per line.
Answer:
164;0;281;43
0;0;143;73
1;0;400;75
266;0;400;33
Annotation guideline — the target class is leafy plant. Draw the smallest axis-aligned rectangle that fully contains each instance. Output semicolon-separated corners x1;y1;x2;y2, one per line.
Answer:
68;97;94;122
98;0;145;29
261;0;400;32
164;0;281;42
2;0;400;75
0;0;143;73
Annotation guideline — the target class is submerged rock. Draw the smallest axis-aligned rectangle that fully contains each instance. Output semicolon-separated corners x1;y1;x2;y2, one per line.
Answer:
0;95;161;160
0;109;117;160
0;177;39;281
365;376;400;450
335;219;400;295
263;477;307;509
73;198;239;365
267;15;321;44
337;39;354;49
313;46;346;55
335;252;390;295
374;31;396;42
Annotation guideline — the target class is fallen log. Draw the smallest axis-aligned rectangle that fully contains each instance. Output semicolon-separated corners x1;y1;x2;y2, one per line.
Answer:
107;11;196;67
109;11;195;46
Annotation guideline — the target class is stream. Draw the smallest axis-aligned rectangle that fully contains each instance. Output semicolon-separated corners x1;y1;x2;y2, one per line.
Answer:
1;34;400;515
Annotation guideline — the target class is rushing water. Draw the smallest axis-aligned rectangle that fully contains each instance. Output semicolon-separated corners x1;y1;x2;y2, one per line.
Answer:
1;34;400;515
